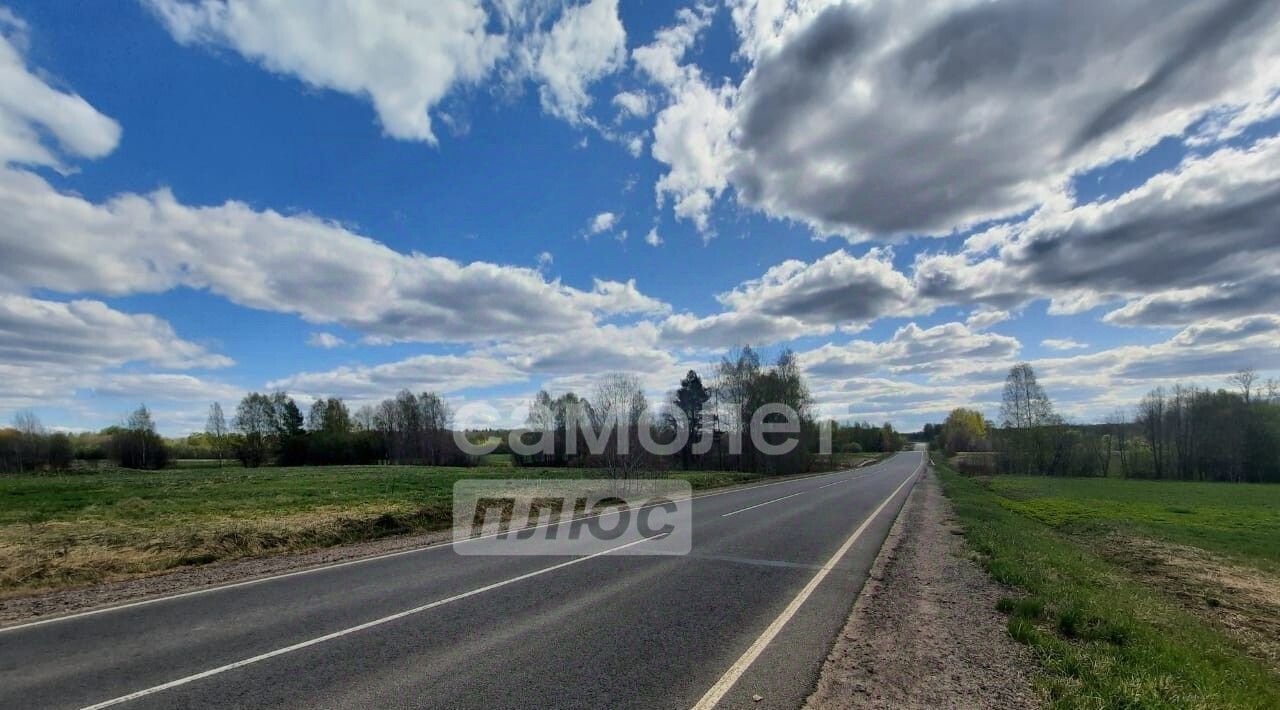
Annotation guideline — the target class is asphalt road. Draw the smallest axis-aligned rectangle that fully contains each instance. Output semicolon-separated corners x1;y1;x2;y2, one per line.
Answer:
1;451;924;710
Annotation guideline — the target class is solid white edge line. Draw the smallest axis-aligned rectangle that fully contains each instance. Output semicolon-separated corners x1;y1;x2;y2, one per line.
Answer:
690;454;924;710
77;532;669;710
1;459;898;634
720;490;807;517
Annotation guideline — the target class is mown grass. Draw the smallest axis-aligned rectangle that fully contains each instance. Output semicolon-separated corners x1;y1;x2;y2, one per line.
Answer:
936;458;1280;708
0;465;769;595
983;476;1280;572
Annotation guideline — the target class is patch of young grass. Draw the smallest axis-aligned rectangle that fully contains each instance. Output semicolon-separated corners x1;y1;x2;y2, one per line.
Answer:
936;458;1280;708
979;475;1280;572
997;595;1046;620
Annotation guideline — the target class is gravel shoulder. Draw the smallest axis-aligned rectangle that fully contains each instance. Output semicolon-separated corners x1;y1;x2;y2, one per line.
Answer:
806;466;1039;709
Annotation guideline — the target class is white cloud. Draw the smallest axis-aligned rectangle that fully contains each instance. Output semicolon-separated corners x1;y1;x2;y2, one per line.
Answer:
588;210;618;234
146;0;507;145
727;0;1280;238
632;3;714;88
625;134;644;157
267;353;525;403
0;169;668;343
307;331;345;349
1042;338;1088;351
612;90;651;118
527;0;627;124
536;251;554;269
965;308;1010;331
660;310;827;350
915;137;1280;324
809;375;1003;427
0;294;235;414
1039;315;1280;386
662;248;920;348
148;1;635;138
647;136;1280;342
1102;281;1280;327
575;278;669;316
634;3;732;234
628;0;1280;238
0;293;230;370
644;227;663;246
800;322;1021;380
0;11;240;419
717;248;916;324
84;373;243;403
491;321;674;377
272;322;680;406
0;14;121;169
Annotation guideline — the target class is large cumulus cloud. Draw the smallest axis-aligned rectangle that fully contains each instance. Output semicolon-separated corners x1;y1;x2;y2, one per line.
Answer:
717;0;1280;237
146;0;632;141
660;248;918;348
916;137;1280;324
0;169;668;343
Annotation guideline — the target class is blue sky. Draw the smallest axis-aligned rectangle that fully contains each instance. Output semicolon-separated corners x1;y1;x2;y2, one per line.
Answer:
2;1;1279;434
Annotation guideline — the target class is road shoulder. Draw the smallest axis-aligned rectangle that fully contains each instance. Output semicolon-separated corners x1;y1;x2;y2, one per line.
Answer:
805;465;1039;708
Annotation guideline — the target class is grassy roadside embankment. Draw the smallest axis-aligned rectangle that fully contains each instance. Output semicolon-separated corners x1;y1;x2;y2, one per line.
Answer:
0;463;822;597
934;456;1280;708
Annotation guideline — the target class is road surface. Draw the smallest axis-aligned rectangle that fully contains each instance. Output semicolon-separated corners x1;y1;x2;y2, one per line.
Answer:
1;451;924;709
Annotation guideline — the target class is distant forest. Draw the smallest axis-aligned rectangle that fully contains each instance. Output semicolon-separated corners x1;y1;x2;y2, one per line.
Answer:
0;346;908;478
928;365;1280;483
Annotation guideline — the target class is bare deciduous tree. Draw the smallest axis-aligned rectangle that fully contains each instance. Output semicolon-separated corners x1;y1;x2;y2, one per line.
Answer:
1228;367;1258;404
998;363;1060;474
589;373;649;480
12;410;45;473
1105;409;1131;478
1137;387;1167;480
1000;363;1056;429
206;402;228;467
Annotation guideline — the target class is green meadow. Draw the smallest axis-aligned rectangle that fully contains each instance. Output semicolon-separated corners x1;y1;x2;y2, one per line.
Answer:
937;459;1280;708
982;475;1280;571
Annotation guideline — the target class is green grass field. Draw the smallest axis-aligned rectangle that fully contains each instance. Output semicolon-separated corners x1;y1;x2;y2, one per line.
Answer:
982;476;1280;572
937;459;1280;708
0;464;769;595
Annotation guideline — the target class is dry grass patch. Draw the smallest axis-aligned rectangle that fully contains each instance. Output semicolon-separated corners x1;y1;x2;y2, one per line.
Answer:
1105;534;1280;672
0;502;452;596
0;464;769;596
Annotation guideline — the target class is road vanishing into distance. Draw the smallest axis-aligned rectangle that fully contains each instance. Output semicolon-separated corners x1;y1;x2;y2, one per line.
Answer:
2;451;925;710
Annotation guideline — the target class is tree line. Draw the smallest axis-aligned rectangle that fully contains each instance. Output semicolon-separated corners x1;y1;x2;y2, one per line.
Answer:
0;405;168;472
828;420;908;455
506;347;903;476
2;344;909;476
203;390;471;468
929;364;1280;483
1131;370;1280;482
0;389;468;472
